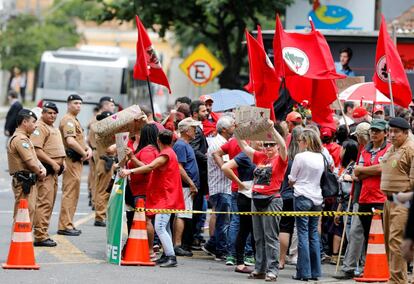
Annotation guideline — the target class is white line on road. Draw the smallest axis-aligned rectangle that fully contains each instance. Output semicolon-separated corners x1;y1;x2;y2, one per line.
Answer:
0;210;90;216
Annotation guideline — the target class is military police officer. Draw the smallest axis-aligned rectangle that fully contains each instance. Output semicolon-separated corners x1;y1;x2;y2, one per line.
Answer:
7;109;46;223
57;94;92;236
87;97;115;210
31;102;66;247
94;111;117;227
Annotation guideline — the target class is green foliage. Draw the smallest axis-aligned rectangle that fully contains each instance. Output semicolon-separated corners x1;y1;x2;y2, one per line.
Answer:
0;11;79;71
83;0;293;88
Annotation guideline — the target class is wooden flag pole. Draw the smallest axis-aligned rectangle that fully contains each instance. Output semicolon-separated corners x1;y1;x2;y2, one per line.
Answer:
146;77;156;118
335;196;352;273
387;70;396;117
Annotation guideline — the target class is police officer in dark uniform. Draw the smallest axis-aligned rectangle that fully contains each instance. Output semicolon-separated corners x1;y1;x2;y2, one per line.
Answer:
7;109;46;223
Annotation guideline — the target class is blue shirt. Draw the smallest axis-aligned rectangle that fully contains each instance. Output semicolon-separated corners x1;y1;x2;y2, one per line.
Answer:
173;139;200;188
234;152;256;182
335;62;356;77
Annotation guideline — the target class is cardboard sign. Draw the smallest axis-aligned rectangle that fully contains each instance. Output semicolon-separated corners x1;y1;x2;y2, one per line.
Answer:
115;132;129;163
336;76;365;93
234;106;276;141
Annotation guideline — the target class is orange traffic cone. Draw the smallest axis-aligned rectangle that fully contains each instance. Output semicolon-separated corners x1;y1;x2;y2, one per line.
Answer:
2;199;39;269
354;212;389;282
121;198;155;266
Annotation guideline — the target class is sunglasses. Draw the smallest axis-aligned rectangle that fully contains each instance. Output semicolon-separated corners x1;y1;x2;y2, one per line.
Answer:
263;143;277;148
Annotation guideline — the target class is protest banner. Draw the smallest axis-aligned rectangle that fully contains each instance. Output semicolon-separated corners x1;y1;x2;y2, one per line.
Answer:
115;132;129;163
106;175;126;265
234;106;276;141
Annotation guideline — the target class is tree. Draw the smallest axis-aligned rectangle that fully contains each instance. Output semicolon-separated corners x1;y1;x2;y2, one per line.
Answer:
85;0;293;89
0;13;79;72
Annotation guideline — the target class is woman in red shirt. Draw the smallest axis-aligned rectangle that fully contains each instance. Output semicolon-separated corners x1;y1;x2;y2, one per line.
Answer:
124;124;159;259
120;130;185;268
236;120;288;282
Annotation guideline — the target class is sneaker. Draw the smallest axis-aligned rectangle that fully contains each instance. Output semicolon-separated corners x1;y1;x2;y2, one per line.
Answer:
156;254;168;265
244;256;255;266
225;256;236;266
332;270;355;280
330;254;339;265
34;238;57;247
214;254;226;261
174;246;193;257
159;256;177;268
201;244;216;256
191;239;202;250
321;253;331;264
153;244;160;253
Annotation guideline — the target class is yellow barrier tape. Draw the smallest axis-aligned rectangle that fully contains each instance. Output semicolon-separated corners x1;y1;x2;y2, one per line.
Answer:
135;208;383;217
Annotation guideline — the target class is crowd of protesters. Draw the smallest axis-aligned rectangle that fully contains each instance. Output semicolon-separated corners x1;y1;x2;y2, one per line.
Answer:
112;94;414;282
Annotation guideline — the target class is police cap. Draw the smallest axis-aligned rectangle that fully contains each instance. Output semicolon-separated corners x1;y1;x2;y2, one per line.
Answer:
18;109;37;121
67;94;83;102
99;96;115;104
388;117;410;130
43;102;59;113
96;111;113;121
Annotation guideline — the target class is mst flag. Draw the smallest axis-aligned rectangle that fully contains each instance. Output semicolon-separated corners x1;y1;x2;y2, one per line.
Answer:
134;15;171;93
273;15;344;129
245;28;279;120
244;25;264;93
373;15;412;108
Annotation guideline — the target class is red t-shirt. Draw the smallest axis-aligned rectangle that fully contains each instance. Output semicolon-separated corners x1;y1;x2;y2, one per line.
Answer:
127;145;159;196
221;137;242;192
146;147;185;211
324;142;342;168
252;151;288;196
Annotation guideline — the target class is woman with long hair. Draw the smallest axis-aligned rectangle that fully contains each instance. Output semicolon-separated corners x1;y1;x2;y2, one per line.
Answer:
279;126;303;269
289;128;325;281
124;123;159;260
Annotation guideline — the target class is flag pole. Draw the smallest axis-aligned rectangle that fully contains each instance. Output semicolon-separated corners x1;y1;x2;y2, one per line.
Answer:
387;70;396;117
146;77;156;118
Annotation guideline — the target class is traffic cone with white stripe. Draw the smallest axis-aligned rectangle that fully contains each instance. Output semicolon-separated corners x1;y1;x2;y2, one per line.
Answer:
354;212;389;282
121;198;155;266
2;199;39;269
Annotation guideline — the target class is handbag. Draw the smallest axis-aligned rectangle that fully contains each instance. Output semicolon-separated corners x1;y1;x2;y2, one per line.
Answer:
252;192;274;209
320;154;339;198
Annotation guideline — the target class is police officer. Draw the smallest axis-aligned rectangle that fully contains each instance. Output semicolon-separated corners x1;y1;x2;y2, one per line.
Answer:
87;97;115;210
7;109;46;223
31;102;66;247
380;117;414;283
94;111;117;227
57;94;92;236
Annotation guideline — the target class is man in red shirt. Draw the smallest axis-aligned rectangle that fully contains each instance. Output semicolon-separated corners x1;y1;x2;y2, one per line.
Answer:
354;119;390;248
285;111;303;147
200;95;220;137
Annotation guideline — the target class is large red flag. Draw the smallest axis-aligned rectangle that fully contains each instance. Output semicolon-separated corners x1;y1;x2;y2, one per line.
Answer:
244;25;264;94
245;29;279;120
273;15;344;129
373;15;412;108
134;15;171;93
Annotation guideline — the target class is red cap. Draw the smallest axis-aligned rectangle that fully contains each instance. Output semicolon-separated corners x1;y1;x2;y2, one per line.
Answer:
373;105;384;113
199;95;214;103
320;127;334;138
286;111;302;123
352;107;368;119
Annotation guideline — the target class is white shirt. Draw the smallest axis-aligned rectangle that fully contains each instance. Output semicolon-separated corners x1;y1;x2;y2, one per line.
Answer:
207;134;231;196
288;151;325;206
339;115;354;126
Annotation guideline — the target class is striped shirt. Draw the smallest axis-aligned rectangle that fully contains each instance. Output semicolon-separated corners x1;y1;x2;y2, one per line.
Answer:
207;134;231;196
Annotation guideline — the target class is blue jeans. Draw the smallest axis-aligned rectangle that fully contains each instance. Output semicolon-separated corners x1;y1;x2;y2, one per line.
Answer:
294;195;322;279
155;214;174;256
229;192;254;257
206;193;231;257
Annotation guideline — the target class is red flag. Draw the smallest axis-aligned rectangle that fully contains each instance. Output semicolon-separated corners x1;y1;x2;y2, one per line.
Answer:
134;15;171;93
244;25;264;93
245;29;279;120
373;15;412;108
273;15;344;129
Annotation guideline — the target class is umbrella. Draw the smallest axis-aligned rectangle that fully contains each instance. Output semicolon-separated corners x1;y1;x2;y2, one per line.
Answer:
208;89;255;112
338;82;391;105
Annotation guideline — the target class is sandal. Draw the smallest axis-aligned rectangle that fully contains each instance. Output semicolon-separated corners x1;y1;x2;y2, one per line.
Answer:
278;264;285;270
248;271;266;279
235;265;253;274
265;272;277;282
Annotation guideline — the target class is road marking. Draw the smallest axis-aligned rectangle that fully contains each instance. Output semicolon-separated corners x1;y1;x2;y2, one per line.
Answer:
35;234;101;264
74;212;95;227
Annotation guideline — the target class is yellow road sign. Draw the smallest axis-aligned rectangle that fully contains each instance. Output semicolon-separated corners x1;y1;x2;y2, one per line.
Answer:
179;44;224;86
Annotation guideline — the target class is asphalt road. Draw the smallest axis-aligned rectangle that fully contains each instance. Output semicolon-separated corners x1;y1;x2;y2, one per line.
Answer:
0;118;354;284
